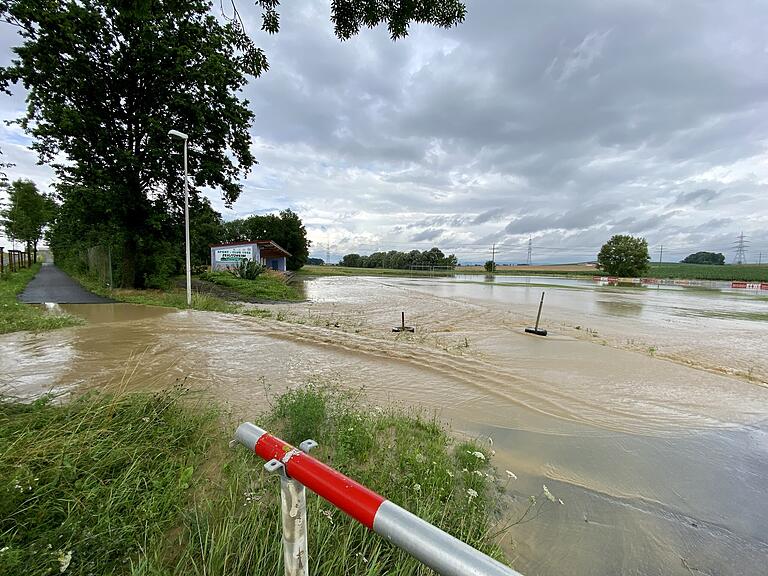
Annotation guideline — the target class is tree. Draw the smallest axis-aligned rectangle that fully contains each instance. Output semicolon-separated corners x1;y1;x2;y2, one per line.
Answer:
484;260;496;273
222;209;309;270
597;235;650;277
0;179;56;261
0;1;466;287
681;251;725;265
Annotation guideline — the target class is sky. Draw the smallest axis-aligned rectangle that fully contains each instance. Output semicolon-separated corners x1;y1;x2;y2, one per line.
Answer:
1;0;767;264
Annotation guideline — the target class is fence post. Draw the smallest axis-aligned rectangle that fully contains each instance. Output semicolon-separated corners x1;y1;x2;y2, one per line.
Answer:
0;247;4;274
262;438;317;576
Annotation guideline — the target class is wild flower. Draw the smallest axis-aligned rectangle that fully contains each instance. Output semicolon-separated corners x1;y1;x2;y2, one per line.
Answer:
446;470;454;478
505;470;517;480
413;483;421;492
320;509;334;524
0;547;9;553
57;550;72;573
467;450;486;461
473;470;484;477
466;488;478;500
543;484;556;503
415;453;426;463
356;552;369;563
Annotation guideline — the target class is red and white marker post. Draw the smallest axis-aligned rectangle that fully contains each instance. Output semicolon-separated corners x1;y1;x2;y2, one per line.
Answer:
234;422;523;576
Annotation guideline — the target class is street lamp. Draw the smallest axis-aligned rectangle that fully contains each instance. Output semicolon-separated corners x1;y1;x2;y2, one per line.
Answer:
168;129;192;307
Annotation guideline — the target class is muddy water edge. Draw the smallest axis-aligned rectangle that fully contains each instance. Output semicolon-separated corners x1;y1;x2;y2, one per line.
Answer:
0;275;766;575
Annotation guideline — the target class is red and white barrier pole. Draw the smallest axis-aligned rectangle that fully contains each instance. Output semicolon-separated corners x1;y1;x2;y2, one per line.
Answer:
234;422;523;576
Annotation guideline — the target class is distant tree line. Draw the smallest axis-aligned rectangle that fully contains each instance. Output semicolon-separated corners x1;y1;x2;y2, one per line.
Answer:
681;251;725;265
340;248;457;269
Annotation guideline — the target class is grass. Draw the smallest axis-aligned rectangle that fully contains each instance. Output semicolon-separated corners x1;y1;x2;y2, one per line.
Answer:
199;271;302;302
0;264;83;334
72;272;239;313
301;263;768;282
647;263;768;282
0;384;527;575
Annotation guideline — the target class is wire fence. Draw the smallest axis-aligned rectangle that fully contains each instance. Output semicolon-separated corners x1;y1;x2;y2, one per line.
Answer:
84;245;113;288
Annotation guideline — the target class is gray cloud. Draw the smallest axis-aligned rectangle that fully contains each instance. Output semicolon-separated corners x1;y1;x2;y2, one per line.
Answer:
1;0;767;260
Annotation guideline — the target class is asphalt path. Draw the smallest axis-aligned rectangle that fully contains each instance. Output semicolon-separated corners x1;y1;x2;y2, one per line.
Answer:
19;263;113;304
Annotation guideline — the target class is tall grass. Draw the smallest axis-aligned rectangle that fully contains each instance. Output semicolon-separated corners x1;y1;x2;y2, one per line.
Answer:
199;271;302;302
0;385;215;575
1;385;518;575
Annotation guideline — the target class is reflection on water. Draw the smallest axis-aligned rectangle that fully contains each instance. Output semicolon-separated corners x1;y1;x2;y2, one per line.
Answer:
1;278;767;575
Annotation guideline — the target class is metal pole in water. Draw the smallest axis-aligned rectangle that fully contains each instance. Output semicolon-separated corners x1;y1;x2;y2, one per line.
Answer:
402;311;405;330
534;291;544;332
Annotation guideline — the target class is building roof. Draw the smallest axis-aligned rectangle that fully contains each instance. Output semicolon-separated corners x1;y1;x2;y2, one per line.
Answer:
210;240;291;257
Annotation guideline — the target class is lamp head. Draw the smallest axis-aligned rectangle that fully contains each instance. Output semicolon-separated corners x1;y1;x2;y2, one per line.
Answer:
168;129;188;140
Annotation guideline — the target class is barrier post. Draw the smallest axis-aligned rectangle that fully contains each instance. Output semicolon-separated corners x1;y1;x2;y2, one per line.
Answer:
234;423;523;576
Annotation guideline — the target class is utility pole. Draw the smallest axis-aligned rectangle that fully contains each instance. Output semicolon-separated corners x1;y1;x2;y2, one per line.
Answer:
759;252;763;265
526;236;532;266
491;243;496;270
658;245;663;264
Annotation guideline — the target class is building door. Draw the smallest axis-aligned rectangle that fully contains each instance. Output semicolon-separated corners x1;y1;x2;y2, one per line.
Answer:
270;259;279;270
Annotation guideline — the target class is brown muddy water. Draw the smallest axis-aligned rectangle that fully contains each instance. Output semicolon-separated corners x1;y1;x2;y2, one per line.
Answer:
1;275;767;575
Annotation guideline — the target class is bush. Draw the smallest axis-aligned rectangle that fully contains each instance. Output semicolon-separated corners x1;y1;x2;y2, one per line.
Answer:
484;260;496;273
226;258;265;280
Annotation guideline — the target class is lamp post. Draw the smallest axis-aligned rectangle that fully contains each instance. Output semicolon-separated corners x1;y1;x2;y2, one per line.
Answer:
168;129;192;307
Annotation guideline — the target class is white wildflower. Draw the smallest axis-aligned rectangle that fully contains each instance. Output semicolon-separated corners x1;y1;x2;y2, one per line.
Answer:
462;468;468;473
0;547;9;553
415;453;426;463
542;484;556;503
471;451;486;461
505;470;517;480
320;509;334;524
466;488;478;499
446;470;454;478
57;550;72;573
413;483;421;492
355;552;369;563
473;470;484;477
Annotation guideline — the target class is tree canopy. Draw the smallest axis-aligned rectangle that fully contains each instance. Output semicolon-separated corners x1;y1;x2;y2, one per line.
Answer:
597;235;650;277
222;209;309;270
681;251;725;265
0;0;466;286
0;179;56;261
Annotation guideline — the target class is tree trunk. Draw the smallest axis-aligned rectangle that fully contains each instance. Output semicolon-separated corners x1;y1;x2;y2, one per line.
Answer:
120;235;137;288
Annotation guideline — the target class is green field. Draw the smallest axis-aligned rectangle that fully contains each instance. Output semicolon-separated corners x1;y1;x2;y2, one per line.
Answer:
646;263;768;282
300;263;768;282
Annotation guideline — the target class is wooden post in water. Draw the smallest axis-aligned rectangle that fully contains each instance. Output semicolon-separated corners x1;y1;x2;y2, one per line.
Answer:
402;311;405;330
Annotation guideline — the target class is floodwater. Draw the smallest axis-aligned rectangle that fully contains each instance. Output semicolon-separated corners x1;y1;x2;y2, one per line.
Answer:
1;274;767;575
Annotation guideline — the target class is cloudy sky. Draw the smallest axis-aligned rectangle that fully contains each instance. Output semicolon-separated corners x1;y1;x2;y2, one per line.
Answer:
2;0;767;263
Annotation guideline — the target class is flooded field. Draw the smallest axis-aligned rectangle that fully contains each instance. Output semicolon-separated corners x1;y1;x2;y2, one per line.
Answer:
1;274;767;575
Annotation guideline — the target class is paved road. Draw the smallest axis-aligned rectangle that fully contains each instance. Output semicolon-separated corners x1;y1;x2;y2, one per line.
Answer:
19;263;113;304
